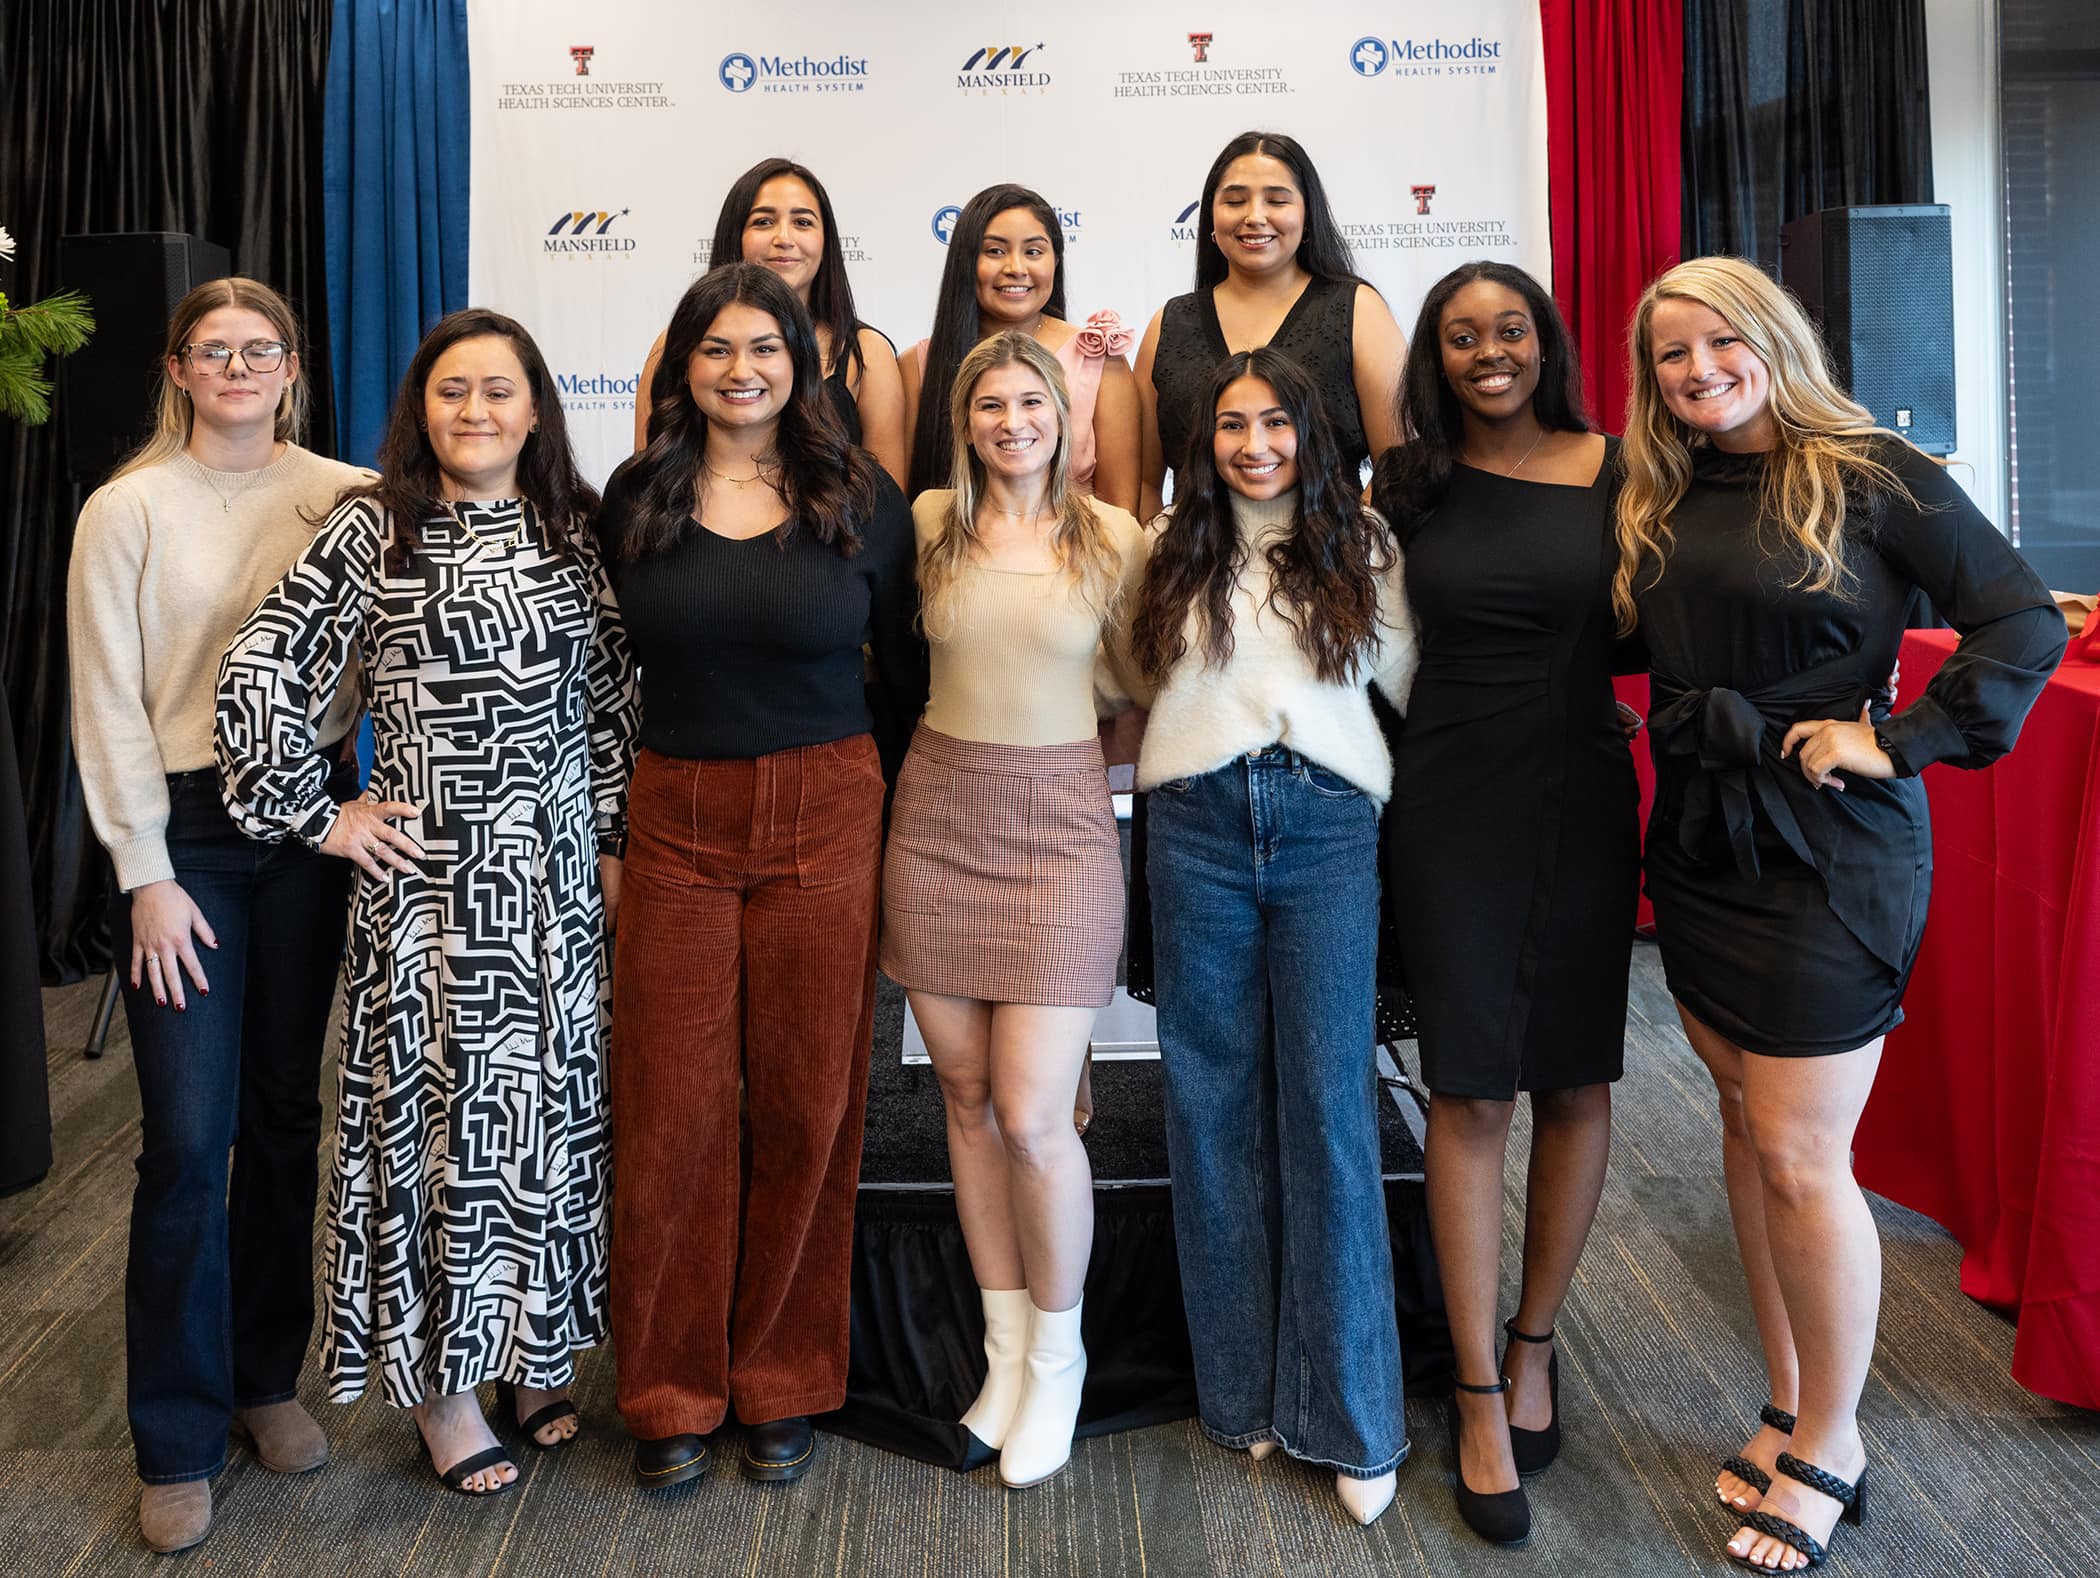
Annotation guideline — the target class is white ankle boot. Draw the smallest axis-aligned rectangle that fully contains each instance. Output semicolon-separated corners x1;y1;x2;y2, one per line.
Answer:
1337;1469;1397;1525
960;1287;1033;1450
998;1296;1086;1488
1248;1439;1279;1462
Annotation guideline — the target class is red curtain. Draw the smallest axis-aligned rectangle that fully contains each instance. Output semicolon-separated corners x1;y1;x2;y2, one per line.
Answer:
1540;0;1685;435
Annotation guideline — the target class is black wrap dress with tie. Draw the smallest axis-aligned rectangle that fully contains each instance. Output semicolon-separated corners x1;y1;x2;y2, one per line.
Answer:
1636;440;2064;1057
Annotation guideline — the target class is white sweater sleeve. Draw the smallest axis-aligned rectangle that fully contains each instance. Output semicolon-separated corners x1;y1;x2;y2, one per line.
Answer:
1369;530;1419;717
66;485;174;890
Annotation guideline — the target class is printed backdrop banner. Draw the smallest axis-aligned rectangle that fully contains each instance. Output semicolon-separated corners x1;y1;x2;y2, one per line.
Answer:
467;0;1550;485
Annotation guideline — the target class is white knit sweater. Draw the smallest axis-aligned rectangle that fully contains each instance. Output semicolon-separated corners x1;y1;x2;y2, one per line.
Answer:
1134;488;1418;804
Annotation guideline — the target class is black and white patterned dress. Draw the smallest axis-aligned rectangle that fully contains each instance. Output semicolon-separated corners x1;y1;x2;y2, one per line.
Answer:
216;497;639;1406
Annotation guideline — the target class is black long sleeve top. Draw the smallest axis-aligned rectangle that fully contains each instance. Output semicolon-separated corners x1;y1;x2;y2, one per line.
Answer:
596;465;929;763
1636;439;2066;971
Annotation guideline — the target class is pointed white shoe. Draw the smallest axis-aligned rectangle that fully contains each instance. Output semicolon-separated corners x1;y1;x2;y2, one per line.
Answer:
1248;1440;1279;1462
960;1287;1033;1450
998;1296;1086;1488
1337;1469;1397;1526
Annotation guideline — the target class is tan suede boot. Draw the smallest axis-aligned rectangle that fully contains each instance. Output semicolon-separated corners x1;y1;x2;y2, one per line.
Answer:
234;1400;330;1473
138;1480;211;1553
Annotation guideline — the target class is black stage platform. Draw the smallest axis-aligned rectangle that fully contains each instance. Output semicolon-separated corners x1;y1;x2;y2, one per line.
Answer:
820;976;1450;1469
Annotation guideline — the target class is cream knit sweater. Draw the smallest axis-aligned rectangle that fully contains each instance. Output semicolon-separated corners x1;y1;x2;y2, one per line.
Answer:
1134;487;1417;804
67;446;370;890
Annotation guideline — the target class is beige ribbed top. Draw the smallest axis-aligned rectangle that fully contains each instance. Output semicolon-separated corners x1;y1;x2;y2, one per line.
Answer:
66;445;371;890
911;489;1149;747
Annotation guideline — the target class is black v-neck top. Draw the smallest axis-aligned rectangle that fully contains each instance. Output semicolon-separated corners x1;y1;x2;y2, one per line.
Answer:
595;465;927;761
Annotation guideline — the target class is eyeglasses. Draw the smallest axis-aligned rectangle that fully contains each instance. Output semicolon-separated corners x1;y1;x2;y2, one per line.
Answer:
183;340;289;374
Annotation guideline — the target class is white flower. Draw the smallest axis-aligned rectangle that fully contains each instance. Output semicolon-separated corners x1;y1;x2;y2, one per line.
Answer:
0;227;14;263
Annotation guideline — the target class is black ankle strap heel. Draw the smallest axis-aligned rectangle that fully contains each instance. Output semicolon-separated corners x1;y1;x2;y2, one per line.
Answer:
1448;1377;1530;1548
1500;1321;1561;1476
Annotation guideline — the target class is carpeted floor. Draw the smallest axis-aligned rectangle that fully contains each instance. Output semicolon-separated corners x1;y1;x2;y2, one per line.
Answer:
6;941;2098;1575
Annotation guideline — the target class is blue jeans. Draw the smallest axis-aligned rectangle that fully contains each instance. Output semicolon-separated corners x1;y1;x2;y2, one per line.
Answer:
111;767;351;1482
1147;748;1407;1477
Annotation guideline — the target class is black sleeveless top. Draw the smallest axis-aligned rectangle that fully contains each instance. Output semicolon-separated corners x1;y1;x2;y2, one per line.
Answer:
1151;275;1365;487
822;357;860;444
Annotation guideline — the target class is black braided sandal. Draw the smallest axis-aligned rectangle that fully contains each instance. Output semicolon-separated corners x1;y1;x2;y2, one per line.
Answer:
1501;1322;1560;1476
1729;1451;1866;1571
1717;1402;1797;1504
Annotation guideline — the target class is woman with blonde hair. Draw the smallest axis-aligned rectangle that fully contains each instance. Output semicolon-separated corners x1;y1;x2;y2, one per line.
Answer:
67;277;367;1553
882;330;1146;1487
1617;256;2062;1571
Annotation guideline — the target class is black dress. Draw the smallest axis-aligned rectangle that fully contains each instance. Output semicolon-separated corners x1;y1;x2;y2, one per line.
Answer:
1638;440;2064;1056
1386;442;1640;1097
1150;276;1365;486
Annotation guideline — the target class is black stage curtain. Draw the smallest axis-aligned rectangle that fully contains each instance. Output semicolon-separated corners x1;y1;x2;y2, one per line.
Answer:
1683;0;1935;267
825;1181;1451;1468
0;0;336;983
0;682;51;1193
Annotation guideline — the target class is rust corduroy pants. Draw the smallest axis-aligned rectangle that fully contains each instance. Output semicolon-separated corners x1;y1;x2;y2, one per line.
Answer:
609;737;884;1437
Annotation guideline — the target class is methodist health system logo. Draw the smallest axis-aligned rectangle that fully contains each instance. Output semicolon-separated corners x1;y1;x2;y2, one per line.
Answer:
719;49;870;94
1349;34;1503;77
557;369;639;413
932;204;1082;245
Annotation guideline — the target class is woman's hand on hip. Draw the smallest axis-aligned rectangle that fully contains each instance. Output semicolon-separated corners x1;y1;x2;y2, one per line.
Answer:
320;797;426;878
1780;704;1895;791
129;879;217;1009
599;853;623;932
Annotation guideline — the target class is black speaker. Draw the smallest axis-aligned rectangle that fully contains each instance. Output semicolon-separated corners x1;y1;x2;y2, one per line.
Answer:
57;232;234;484
1779;205;1955;456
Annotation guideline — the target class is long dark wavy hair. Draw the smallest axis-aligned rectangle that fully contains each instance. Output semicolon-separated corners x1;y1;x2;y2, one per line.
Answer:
609;262;878;560
709;157;868;385
906;183;1070;498
1131;348;1391;685
340;308;596;571
1371;262;1589;543
1194;130;1361;292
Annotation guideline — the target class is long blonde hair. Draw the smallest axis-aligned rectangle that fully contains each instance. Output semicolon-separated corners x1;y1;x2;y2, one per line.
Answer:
110;276;309;482
1613;256;1913;633
917;331;1124;639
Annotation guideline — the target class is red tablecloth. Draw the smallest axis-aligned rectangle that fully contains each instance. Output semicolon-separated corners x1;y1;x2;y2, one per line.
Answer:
1614;676;1657;930
1852;628;2100;1411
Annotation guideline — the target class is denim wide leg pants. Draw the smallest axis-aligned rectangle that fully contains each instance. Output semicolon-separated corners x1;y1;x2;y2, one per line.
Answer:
1147;747;1407;1478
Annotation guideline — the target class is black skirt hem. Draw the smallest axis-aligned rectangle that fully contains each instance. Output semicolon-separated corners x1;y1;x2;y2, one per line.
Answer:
1666;980;1904;1060
1416;1056;1625;1101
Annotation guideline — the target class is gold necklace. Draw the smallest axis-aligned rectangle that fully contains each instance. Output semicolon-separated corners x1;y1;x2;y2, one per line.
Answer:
1463;427;1547;478
704;457;779;486
442;498;525;550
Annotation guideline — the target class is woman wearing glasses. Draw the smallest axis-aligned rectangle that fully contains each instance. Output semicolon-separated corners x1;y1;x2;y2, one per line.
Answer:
67;278;369;1554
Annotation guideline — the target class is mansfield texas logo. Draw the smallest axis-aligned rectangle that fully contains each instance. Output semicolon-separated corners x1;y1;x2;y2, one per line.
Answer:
719;49;870;94
498;45;672;109
1116;30;1290;97
545;209;634;254
1349;34;1504;78
957;43;1050;94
